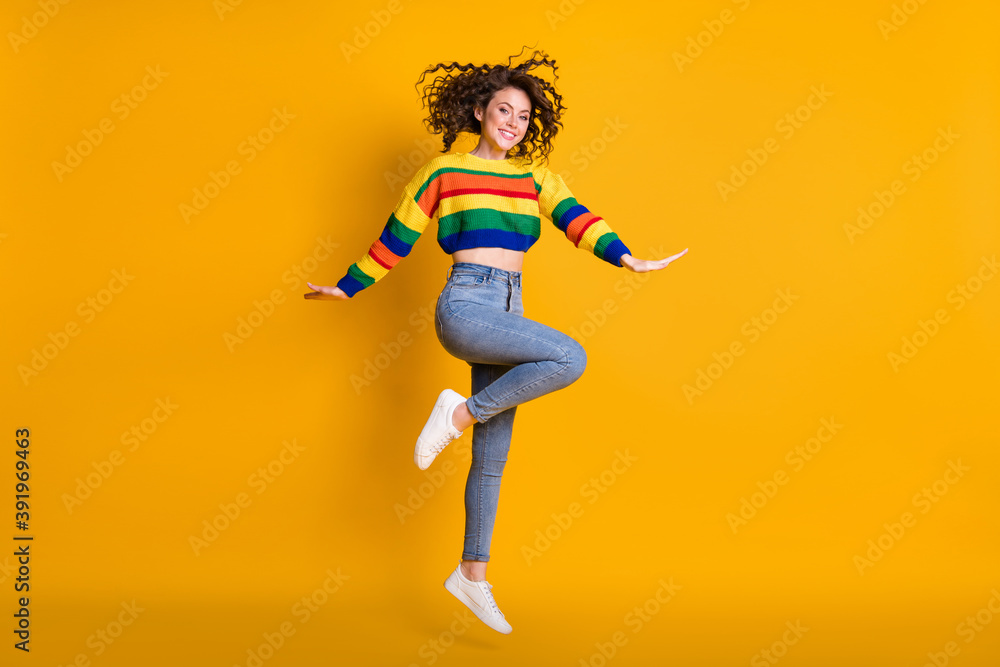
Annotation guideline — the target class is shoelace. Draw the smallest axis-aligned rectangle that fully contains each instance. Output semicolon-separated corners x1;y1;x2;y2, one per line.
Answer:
479;581;503;616
427;429;458;456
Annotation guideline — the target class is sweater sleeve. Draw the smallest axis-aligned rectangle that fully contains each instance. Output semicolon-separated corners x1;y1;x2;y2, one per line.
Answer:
335;159;441;298
533;161;632;267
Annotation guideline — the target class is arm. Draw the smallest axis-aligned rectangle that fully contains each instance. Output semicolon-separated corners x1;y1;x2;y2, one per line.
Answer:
335;160;440;298
534;161;632;267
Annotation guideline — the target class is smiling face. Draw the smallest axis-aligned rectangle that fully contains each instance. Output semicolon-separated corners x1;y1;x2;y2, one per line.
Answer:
474;86;532;155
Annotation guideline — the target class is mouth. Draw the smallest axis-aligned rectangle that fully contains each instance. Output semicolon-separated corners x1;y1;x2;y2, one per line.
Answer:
498;128;516;141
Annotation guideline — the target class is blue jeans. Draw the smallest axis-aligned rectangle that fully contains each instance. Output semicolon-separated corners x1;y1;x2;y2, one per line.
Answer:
434;262;588;562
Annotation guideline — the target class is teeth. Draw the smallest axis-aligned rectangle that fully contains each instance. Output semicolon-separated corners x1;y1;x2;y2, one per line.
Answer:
500;129;514;139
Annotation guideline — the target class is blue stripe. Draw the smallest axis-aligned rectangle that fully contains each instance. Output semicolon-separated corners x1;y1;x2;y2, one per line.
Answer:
556;203;589;231
380;224;414;257
438;228;538;254
601;239;631;267
336;273;365;298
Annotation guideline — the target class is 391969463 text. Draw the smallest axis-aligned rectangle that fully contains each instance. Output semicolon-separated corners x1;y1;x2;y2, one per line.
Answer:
14;427;32;652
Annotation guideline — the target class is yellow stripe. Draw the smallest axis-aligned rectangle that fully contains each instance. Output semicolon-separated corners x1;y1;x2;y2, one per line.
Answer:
356;252;391;280
394;191;433;234
578;219;615;253
534;165;570;220
441;192;540;216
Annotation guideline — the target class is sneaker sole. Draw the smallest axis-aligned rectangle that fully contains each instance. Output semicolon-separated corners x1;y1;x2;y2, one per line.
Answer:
443;570;512;634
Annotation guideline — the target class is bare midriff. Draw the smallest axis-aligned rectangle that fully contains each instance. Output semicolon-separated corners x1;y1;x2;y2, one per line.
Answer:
452;247;525;273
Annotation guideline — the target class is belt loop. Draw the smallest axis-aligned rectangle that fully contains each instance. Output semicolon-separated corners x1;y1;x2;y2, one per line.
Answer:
445;265;453;281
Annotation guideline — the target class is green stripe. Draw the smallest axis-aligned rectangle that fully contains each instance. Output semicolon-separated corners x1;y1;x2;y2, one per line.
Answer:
594;232;618;258
415;167;534;201
347;263;375;286
386;213;420;246
438;209;540;238
551;197;579;225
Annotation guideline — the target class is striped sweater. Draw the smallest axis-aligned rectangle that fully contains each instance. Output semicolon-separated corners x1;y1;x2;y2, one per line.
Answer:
335;151;632;297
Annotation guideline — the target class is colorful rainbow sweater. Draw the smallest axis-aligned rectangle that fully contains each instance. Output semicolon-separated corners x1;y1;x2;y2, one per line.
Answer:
335;151;632;298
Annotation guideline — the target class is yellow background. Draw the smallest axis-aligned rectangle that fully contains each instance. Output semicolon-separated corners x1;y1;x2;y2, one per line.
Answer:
2;0;998;664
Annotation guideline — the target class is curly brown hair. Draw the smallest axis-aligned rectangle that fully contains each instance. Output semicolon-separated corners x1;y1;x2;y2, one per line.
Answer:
413;45;566;166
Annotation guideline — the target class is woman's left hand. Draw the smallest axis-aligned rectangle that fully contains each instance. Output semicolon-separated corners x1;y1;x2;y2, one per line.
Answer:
620;247;689;273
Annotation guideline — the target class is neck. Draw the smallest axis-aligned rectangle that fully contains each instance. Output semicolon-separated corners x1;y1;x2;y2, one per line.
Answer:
469;140;509;160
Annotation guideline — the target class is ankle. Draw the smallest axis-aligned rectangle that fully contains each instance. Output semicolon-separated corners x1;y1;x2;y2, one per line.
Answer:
452;404;475;431
460;561;487;581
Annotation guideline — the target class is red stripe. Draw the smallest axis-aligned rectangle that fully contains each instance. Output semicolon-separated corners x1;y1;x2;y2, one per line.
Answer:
565;212;594;245
443;171;537;194
440;187;538;200
368;241;400;270
431;187;536;216
423;171;537;216
573;217;601;247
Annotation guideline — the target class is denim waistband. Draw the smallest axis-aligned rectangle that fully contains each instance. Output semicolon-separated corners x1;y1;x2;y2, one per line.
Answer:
446;262;521;287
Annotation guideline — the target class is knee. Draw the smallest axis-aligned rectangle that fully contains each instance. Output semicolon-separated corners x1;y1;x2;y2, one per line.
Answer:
562;338;587;382
471;455;508;478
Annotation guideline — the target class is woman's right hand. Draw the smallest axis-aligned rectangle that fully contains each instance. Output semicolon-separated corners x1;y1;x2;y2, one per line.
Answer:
304;282;350;300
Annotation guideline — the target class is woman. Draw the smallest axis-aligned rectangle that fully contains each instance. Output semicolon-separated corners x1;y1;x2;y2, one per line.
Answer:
305;47;688;634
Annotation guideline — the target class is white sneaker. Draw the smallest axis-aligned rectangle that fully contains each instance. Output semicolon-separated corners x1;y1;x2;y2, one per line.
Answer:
443;562;512;634
414;389;466;470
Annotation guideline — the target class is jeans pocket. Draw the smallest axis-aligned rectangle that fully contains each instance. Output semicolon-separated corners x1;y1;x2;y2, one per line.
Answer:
451;274;486;289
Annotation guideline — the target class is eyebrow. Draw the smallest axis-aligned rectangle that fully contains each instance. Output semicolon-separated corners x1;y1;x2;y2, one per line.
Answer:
499;102;531;114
